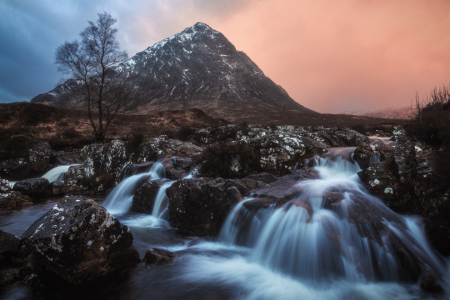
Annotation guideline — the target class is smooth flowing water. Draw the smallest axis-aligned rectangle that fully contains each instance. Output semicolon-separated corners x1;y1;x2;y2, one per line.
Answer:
102;161;166;215
41;164;80;182
1;144;449;300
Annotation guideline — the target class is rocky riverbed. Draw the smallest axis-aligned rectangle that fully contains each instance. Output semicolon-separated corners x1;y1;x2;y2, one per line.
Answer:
1;125;449;300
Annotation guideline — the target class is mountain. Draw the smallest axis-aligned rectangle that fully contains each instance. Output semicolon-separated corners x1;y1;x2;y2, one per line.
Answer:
31;22;315;122
341;105;416;120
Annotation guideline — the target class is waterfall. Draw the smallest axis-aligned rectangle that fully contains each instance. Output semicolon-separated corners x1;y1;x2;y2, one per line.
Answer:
151;181;174;218
42;164;80;182
103;161;166;215
216;152;446;284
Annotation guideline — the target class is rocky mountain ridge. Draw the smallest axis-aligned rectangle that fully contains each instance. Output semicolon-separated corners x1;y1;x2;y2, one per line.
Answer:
31;22;314;122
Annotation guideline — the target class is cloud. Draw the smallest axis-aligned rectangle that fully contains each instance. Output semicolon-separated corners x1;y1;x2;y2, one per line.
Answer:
1;0;450;113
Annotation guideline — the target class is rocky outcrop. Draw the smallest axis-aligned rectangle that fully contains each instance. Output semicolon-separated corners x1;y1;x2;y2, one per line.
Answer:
138;136;203;162
0;142;52;180
13;178;50;198
132;180;166;214
353;143;373;169
197;125;369;177
21;196;140;285
358;126;450;255
166;173;277;236
142;248;175;266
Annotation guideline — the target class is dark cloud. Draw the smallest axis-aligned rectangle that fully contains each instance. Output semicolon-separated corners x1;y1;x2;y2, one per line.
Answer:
0;0;255;103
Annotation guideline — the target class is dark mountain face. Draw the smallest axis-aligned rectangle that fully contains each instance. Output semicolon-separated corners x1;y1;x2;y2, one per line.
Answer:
31;22;315;122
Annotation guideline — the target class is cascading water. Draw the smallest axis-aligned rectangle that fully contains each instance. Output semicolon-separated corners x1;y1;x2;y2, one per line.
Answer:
41;164;80;182
177;145;448;299
151;181;174;218
103;161;166;215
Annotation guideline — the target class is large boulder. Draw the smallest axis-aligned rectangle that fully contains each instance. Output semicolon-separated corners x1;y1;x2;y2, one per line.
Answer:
358;126;450;255
161;154;200;180
28;141;52;172
81;140;133;189
21;196;140;284
13;178;50;198
166;173;277;236
138;136;203;162
0;158;30;181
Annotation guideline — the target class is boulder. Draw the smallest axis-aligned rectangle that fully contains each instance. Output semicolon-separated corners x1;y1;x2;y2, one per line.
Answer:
142;248;175;265
81;140;133;188
167;173;276;236
13;178;50;198
28;141;52;172
21;196;140;285
139;136;204;162
353;143;373;169
50;180;65;196
53;151;83;165
0;230;21;265
358;126;450;255
420;271;444;294
0;158;30;181
0;141;52;180
0;190;32;211
120;162;154;180
161;154;201;180
132;180;166;214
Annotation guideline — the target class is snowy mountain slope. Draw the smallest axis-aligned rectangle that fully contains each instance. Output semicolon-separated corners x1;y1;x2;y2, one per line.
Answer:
31;22;315;121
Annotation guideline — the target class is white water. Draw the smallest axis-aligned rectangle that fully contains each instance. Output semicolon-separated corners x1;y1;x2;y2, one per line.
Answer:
41;164;80;182
103;161;166;215
177;147;448;299
151;181;174;218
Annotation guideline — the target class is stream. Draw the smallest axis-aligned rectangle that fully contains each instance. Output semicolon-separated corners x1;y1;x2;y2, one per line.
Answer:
1;138;449;300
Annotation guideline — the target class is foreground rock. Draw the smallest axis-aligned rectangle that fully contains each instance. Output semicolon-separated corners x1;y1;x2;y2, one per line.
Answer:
142;248;175;265
166;173;277;236
13;178;50;198
22;196;140;284
358;126;450;255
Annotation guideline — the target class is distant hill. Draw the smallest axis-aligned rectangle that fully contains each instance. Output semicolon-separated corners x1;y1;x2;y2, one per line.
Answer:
31;22;315;123
342;105;416;120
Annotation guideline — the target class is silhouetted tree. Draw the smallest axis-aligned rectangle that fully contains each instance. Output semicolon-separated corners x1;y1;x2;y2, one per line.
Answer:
55;12;131;141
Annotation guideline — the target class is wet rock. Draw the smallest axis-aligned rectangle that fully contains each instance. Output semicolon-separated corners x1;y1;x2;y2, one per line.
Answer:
13;178;50;198
0;230;21;264
0;190;32;211
358;126;450;255
251;168;319;207
162;154;201;179
81;140;133;188
21;195;140;285
0;158;30;181
142;248;175;265
0;268;21;286
120;162;154;180
0;177;11;193
167;174;272;236
420;271;444;294
54;151;83;165
28;141;52;172
132;180;166;214
353;143;373;169
50;180;65;196
139;136;203;162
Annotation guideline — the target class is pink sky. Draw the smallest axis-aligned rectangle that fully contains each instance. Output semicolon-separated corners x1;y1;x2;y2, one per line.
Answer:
119;0;450;113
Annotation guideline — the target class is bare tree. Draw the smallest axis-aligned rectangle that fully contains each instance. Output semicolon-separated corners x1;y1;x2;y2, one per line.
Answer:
55;12;130;141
